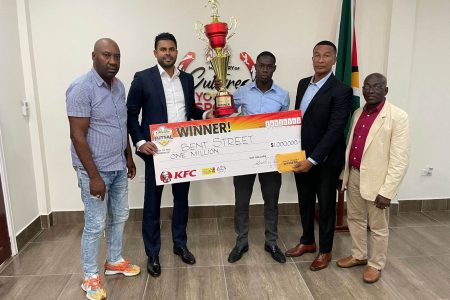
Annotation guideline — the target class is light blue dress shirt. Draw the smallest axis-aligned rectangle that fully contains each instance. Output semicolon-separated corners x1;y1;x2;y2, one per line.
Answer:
299;71;333;165
233;81;290;115
299;71;333;113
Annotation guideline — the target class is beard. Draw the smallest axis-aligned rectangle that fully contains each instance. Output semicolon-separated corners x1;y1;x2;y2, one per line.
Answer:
158;56;176;69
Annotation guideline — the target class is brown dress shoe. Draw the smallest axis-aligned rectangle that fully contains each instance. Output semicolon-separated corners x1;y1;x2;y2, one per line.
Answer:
285;243;317;257
336;255;368;268
363;266;381;283
310;253;332;271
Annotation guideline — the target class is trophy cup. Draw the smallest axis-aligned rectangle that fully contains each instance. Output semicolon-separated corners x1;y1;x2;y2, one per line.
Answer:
195;0;237;117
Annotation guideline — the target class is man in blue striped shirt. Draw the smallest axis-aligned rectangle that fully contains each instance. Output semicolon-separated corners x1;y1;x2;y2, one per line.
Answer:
66;38;140;300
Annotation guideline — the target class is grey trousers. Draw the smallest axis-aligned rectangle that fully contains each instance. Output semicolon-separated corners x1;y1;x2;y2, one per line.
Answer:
233;171;282;247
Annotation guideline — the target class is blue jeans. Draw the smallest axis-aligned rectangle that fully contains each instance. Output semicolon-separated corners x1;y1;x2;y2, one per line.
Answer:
76;167;129;277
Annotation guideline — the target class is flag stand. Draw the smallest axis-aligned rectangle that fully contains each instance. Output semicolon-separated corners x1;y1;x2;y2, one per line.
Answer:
335;190;349;231
314;191;349;232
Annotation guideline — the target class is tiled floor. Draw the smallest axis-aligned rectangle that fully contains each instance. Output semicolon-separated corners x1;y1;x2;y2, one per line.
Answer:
1;210;450;300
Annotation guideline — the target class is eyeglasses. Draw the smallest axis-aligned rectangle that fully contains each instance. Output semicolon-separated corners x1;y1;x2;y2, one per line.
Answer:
362;85;385;92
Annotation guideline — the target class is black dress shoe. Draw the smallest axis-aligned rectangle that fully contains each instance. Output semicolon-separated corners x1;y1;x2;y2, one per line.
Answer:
147;256;161;277
228;245;249;263
173;246;196;265
265;244;286;263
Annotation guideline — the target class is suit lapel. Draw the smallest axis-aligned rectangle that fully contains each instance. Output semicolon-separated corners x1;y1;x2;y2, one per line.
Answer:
363;102;389;154
303;74;336;116
150;66;167;115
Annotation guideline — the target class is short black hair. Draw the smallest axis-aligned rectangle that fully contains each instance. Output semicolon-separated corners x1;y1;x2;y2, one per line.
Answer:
256;51;276;64
154;32;177;49
314;40;337;54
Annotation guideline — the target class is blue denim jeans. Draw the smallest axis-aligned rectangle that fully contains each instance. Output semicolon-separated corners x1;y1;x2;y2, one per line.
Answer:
76;167;129;277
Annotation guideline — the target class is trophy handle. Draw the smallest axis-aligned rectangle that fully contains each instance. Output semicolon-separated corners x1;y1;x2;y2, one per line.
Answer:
226;16;237;41
195;21;209;43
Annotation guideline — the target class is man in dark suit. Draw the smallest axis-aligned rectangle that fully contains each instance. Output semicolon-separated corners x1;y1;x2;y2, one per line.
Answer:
127;32;213;277
285;41;352;271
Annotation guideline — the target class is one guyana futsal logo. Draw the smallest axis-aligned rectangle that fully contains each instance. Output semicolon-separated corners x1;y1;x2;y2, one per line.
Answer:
153;126;173;146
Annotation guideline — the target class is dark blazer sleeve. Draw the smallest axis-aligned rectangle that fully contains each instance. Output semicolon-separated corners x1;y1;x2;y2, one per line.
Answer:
309;82;352;164
127;72;145;145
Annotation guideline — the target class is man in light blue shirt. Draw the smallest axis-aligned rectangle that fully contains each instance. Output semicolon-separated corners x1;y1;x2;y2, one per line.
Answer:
233;67;289;116
220;51;290;264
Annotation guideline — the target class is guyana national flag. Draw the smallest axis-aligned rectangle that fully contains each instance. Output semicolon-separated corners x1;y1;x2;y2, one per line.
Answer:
335;0;360;229
335;0;360;135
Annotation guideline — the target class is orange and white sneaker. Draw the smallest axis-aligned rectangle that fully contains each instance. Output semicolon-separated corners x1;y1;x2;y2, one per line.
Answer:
104;259;141;276
81;274;107;300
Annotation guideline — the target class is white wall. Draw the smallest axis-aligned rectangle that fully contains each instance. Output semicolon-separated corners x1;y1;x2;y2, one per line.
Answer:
0;0;40;233
396;0;450;199
7;0;448;213
22;0;394;211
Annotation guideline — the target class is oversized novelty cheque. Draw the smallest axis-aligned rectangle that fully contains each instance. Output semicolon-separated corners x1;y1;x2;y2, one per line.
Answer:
150;110;302;185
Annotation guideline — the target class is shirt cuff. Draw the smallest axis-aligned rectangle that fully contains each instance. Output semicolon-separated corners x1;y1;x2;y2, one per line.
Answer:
307;157;318;165
136;140;146;152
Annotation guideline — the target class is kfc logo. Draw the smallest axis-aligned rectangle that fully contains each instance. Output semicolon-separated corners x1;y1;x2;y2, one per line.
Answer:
160;170;197;183
160;171;173;183
174;170;197;179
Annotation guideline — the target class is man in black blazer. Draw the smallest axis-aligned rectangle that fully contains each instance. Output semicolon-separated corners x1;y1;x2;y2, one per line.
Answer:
127;32;213;277
285;41;352;271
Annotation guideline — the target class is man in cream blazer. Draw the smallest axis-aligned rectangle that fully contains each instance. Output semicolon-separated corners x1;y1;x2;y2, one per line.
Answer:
337;73;410;283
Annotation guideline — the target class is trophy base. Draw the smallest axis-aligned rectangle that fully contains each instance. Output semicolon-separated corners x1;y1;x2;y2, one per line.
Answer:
214;94;236;117
214;106;236;117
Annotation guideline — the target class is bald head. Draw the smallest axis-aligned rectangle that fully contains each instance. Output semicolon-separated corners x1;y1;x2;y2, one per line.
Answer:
92;38;120;85
362;73;388;109
93;38;118;52
364;73;387;86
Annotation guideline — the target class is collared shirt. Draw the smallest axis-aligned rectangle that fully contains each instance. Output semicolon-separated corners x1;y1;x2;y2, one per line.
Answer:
299;71;333;113
300;71;332;165
136;65;190;150
349;100;386;169
66;68;127;171
157;64;187;123
233;81;290;115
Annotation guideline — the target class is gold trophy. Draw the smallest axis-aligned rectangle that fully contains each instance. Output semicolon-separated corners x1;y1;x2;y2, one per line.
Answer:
195;0;237;117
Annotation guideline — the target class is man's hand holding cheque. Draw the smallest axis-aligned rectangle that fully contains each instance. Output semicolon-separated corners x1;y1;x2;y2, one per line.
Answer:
138;141;159;156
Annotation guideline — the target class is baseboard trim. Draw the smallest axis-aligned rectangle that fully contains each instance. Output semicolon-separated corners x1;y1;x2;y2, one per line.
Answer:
14;199;448;249
38;199;450;225
48;203;301;224
16;216;42;251
398;198;450;212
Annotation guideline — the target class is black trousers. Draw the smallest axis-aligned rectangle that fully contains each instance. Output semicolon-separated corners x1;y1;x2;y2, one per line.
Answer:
294;166;340;253
142;159;190;258
233;171;282;247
